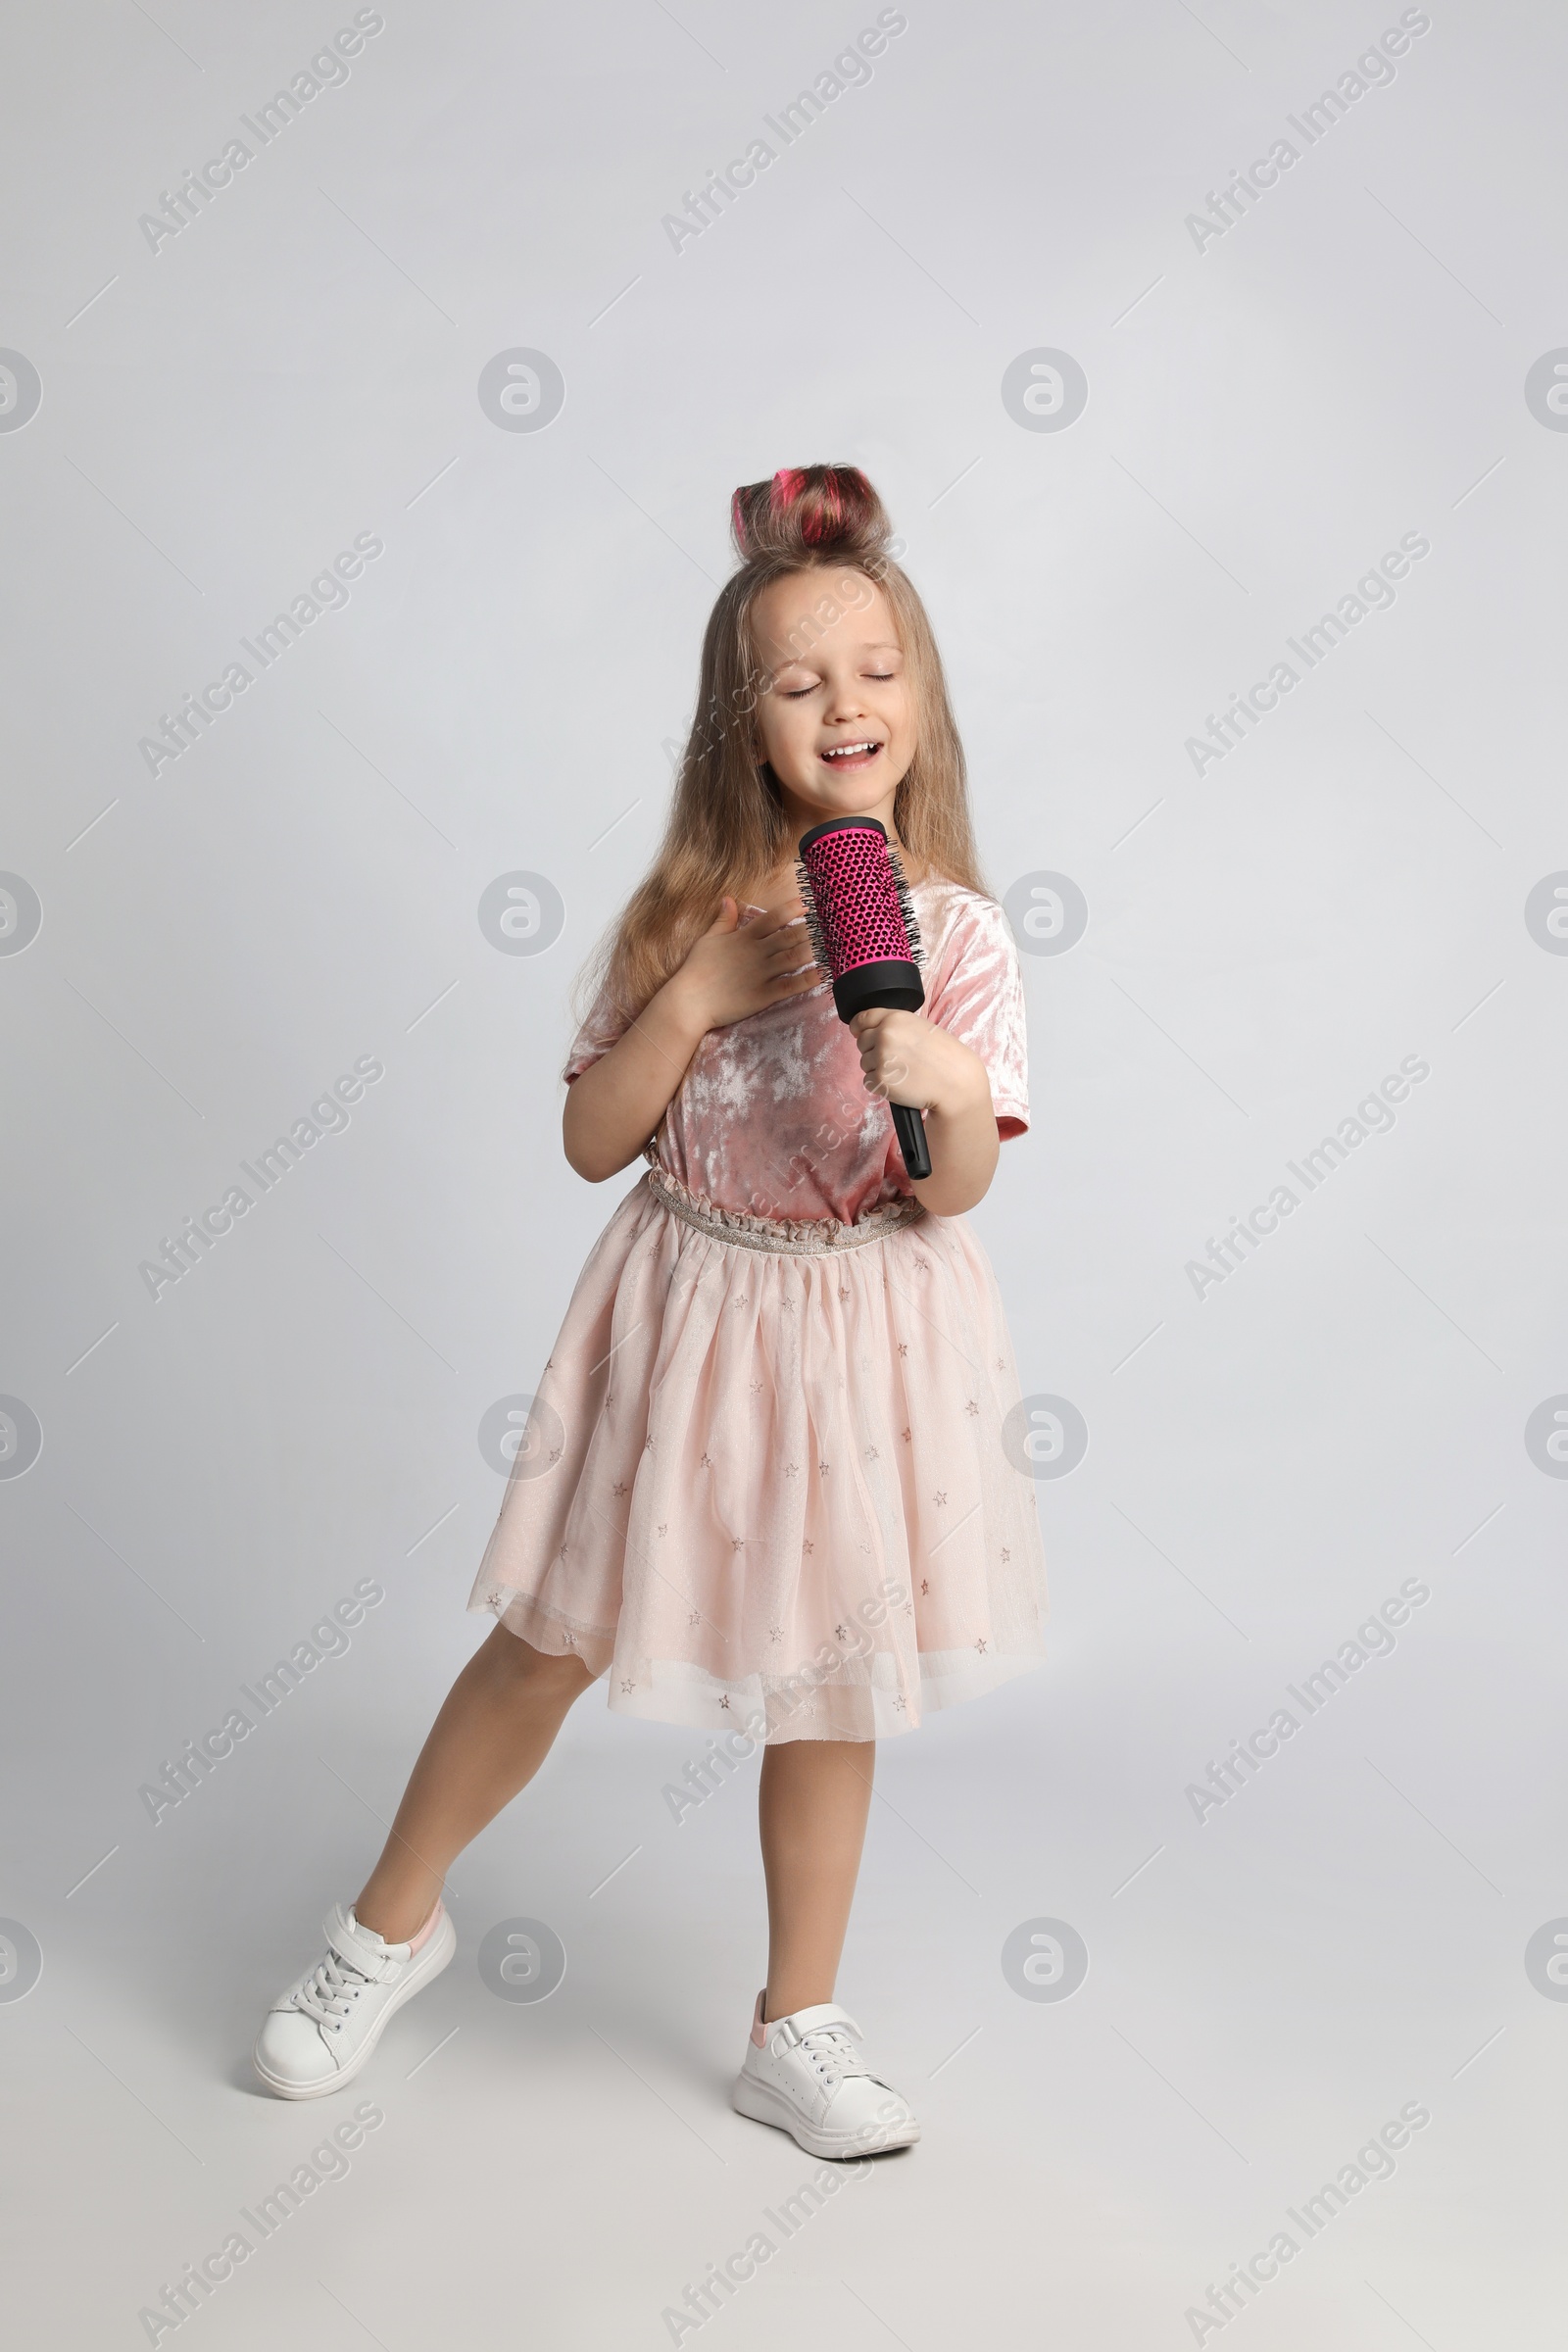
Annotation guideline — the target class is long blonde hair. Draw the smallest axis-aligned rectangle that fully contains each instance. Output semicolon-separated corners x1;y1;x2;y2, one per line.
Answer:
576;464;992;1028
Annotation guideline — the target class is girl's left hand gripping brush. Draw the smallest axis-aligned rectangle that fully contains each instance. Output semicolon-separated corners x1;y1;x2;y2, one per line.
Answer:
795;815;933;1182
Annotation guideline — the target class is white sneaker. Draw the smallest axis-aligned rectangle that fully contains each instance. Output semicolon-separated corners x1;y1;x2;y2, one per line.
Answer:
252;1898;456;2100
731;1992;920;2159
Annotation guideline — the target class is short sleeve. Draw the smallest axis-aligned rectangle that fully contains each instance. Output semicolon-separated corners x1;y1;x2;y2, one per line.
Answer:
923;892;1030;1139
563;978;634;1085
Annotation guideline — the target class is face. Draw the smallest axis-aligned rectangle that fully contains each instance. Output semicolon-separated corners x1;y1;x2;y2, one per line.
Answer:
748;569;915;846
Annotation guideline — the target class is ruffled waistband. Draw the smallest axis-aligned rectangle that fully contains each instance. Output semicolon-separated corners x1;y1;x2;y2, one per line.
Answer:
642;1160;927;1256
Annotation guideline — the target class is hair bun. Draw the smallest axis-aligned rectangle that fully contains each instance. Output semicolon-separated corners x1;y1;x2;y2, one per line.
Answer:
729;464;891;565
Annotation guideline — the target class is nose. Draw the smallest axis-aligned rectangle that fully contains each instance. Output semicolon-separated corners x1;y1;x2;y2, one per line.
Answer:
823;675;866;724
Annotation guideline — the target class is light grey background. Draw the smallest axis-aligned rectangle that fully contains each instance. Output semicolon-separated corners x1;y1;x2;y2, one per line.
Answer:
3;0;1565;2343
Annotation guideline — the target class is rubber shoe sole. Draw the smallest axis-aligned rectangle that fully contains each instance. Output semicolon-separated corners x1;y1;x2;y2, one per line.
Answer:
730;2069;920;2160
251;1912;458;2101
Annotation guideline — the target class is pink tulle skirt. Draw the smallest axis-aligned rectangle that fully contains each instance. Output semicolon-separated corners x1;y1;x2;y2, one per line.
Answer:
468;1166;1050;1741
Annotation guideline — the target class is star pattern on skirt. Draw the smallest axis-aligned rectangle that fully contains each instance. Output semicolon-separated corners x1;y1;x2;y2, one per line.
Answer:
644;1434;655;1451
975;1637;988;1653
1000;1546;1010;1563
557;1543;569;1561
769;1626;783;1643
699;1452;712;1469
933;1491;948;1506
548;1446;564;1465
780;1295;796;1312
818;1459;831;1476
835;1622;849;1641
731;1536;745;1552
996;1355;1005;1370
901;1427;911;1444
920;1579;930;1596
749;1379;763;1396
964;1398;980;1416
563;1629;577;1647
486;1589;504;1608
783;1461;800;1479
719;1694;731;1710
687;1608;700;1626
912;1254;931;1273
612;1480;629;1496
604;1392;613;1408
838;1285;851;1301
864;1445;879;1462
897;1341;908;1356
803;1539;815;1555
619;1678;633;1692
894;1692;907;1712
657;1523;668;1538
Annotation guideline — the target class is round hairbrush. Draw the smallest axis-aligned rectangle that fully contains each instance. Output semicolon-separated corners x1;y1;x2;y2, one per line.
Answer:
795;815;932;1182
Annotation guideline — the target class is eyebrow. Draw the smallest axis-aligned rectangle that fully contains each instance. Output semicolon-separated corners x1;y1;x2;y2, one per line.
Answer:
771;640;904;667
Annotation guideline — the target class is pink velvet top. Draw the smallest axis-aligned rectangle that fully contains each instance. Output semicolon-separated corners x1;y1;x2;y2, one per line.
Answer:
563;874;1029;1228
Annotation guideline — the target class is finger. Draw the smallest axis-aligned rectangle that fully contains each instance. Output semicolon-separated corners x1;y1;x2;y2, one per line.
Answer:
704;895;741;934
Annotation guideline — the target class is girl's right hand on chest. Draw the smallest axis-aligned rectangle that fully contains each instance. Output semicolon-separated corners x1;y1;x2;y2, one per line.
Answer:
671;895;823;1032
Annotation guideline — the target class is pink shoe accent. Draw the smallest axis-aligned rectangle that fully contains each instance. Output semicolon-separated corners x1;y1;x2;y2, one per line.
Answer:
750;1990;768;2047
407;1899;444;1955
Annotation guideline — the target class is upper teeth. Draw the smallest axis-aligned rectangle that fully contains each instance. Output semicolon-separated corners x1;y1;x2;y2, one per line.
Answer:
824;741;877;759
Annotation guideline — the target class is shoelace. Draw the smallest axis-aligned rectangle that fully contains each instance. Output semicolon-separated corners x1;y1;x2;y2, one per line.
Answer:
293;1946;374;2030
795;2024;870;2092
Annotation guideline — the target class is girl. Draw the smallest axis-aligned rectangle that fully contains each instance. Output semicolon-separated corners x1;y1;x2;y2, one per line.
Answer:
253;465;1049;2159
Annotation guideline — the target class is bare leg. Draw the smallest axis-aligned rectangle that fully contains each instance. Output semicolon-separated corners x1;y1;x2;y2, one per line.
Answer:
758;1740;875;2021
353;1627;593;1942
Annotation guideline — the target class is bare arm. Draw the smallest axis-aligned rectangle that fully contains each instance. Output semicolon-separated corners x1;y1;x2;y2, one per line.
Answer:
563;894;822;1182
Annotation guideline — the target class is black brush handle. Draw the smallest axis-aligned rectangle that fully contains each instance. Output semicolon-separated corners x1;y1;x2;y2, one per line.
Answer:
825;963;932;1182
892;1101;931;1181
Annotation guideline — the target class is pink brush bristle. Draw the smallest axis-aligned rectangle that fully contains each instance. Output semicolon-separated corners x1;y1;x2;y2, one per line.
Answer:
795;825;924;980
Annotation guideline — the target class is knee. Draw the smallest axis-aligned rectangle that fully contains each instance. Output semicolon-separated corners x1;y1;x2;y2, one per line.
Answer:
485;1624;593;1701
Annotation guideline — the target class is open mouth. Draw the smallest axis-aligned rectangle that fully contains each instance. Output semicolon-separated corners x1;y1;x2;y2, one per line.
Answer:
818;739;883;770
